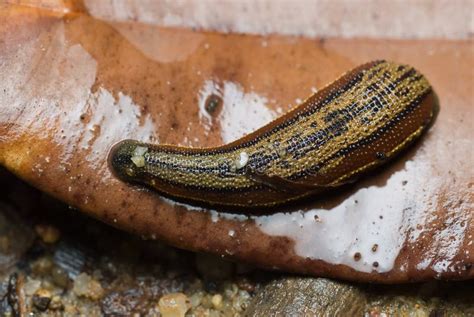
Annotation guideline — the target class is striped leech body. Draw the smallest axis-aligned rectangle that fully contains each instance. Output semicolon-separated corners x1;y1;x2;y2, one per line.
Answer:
109;61;439;210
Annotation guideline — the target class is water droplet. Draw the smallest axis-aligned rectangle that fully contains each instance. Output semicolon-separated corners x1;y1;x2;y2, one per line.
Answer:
204;94;222;115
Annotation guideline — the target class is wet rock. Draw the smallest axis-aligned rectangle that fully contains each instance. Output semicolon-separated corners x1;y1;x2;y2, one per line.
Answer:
248;277;474;316
364;281;474;316
246;276;366;316
53;241;89;279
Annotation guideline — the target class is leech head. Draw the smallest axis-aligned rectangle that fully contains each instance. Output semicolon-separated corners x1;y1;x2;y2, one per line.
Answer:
108;139;148;181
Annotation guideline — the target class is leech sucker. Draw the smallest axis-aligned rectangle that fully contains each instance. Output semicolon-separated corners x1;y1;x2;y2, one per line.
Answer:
108;61;439;210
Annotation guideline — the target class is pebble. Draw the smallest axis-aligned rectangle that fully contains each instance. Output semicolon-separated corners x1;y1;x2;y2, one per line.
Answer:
35;224;60;244
51;266;70;288
24;279;41;296
32;288;52;311
158;293;191;317
31;257;54;276
48;295;63;310
72;272;104;300
189;291;204;308
211;294;223;310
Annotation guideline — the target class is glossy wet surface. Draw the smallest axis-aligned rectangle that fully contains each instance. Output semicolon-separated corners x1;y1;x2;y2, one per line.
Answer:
0;4;472;282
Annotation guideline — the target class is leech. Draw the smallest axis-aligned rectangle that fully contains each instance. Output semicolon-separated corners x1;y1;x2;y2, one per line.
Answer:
108;60;439;211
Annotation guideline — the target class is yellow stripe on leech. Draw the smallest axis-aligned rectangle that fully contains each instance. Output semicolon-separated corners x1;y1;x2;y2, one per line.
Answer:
330;124;426;186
